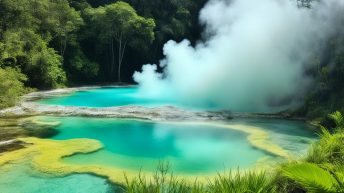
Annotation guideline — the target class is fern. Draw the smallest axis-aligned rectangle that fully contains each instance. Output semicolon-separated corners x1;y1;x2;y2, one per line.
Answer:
328;111;344;129
281;163;339;193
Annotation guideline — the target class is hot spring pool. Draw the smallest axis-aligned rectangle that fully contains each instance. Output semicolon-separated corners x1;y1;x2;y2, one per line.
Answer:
37;116;316;175
0;119;316;193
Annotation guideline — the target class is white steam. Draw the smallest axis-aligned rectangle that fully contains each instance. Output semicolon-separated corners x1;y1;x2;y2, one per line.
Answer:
134;0;344;112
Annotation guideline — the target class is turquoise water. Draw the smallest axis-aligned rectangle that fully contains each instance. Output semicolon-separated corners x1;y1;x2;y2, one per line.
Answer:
39;87;178;108
47;116;267;173
39;116;316;174
0;162;116;193
38;87;222;110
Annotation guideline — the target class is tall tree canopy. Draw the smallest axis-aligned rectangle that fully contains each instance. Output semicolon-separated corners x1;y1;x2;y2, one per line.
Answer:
0;0;82;89
86;2;155;82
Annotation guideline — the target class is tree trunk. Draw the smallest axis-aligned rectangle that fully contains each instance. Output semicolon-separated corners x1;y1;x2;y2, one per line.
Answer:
60;39;63;57
110;37;115;78
118;35;122;83
117;37;127;83
60;34;68;57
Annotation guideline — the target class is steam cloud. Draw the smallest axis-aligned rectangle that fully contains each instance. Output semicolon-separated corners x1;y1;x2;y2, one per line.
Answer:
134;0;344;112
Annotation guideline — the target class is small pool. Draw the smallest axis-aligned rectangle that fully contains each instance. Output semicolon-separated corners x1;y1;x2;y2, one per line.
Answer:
0;162;116;193
38;116;316;175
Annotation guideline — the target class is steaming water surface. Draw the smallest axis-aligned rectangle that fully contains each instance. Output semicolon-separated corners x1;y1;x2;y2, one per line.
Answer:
38;87;216;109
39;87;174;107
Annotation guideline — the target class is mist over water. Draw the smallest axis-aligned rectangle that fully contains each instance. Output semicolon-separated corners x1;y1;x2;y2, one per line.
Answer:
134;0;344;112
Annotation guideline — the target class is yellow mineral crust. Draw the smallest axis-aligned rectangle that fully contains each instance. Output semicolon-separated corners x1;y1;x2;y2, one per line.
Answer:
20;116;61;127
0;137;200;184
0;138;100;170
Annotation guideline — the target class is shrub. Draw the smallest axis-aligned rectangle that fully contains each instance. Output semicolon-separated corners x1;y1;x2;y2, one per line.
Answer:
0;67;29;109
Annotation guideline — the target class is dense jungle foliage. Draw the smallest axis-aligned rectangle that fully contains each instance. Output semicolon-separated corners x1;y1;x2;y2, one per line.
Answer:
0;0;343;121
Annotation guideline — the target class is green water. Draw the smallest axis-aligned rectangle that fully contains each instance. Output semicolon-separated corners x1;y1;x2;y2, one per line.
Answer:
39;87;178;108
0;162;116;193
39;116;316;174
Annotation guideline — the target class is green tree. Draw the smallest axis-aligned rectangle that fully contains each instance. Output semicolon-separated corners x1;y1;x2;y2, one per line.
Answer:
0;29;66;89
0;0;85;88
67;45;99;80
88;1;155;82
0;67;29;109
0;0;34;36
49;0;84;57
